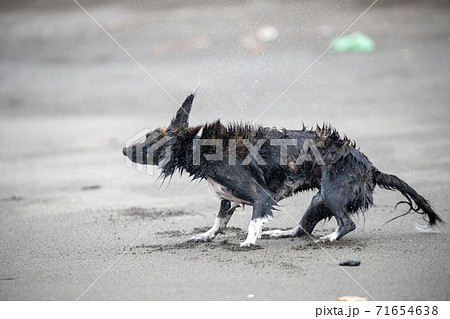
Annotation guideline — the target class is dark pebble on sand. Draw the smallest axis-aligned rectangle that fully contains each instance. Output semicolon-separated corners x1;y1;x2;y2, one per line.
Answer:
3;195;23;201
339;259;361;266
81;185;101;191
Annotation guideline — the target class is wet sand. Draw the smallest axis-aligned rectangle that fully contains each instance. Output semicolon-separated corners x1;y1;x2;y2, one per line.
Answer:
0;0;449;300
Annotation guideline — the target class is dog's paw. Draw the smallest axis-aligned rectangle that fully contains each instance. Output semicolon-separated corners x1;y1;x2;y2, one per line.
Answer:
190;232;214;243
240;240;256;247
316;236;333;244
317;236;336;244
316;231;338;244
262;229;284;238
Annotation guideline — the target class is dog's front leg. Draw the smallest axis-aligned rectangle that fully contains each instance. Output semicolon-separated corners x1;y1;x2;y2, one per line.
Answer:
240;196;275;246
240;217;268;246
191;200;236;242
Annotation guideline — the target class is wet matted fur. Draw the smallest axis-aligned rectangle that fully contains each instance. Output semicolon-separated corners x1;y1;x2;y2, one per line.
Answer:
123;94;442;246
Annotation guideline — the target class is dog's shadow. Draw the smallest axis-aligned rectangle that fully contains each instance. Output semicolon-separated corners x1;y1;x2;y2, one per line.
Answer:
131;227;267;254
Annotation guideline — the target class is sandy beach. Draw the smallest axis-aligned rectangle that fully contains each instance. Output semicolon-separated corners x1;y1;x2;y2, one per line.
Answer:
0;0;449;300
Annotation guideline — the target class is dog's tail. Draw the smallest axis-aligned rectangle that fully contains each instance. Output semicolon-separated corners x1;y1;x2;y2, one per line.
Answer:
372;168;442;226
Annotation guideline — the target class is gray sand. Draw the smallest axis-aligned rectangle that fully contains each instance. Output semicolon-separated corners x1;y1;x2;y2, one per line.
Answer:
0;0;449;300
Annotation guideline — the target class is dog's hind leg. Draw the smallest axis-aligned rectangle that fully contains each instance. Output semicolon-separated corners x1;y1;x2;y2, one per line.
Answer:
190;200;236;242
317;211;355;243
317;178;356;243
262;192;332;238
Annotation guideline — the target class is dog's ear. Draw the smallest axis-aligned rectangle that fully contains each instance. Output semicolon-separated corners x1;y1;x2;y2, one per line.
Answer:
170;94;195;128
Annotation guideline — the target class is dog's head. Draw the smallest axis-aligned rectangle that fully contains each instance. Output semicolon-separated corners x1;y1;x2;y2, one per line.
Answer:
122;94;196;166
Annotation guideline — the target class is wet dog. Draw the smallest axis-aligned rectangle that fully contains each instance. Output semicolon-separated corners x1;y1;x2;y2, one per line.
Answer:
123;93;442;246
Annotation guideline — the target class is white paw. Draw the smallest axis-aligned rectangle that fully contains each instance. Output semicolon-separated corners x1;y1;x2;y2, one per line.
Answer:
317;234;335;244
190;232;214;243
262;229;284;238
316;237;330;244
240;240;256;247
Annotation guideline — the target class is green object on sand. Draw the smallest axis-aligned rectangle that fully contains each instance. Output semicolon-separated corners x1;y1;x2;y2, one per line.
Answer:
331;32;376;53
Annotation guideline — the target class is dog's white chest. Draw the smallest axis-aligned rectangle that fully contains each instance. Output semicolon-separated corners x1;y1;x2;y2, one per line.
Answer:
206;178;252;205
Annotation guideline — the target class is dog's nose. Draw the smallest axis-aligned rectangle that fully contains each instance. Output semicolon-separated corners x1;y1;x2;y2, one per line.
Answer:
122;146;127;156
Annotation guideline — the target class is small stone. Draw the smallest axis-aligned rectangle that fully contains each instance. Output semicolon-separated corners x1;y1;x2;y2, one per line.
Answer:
339;259;361;266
